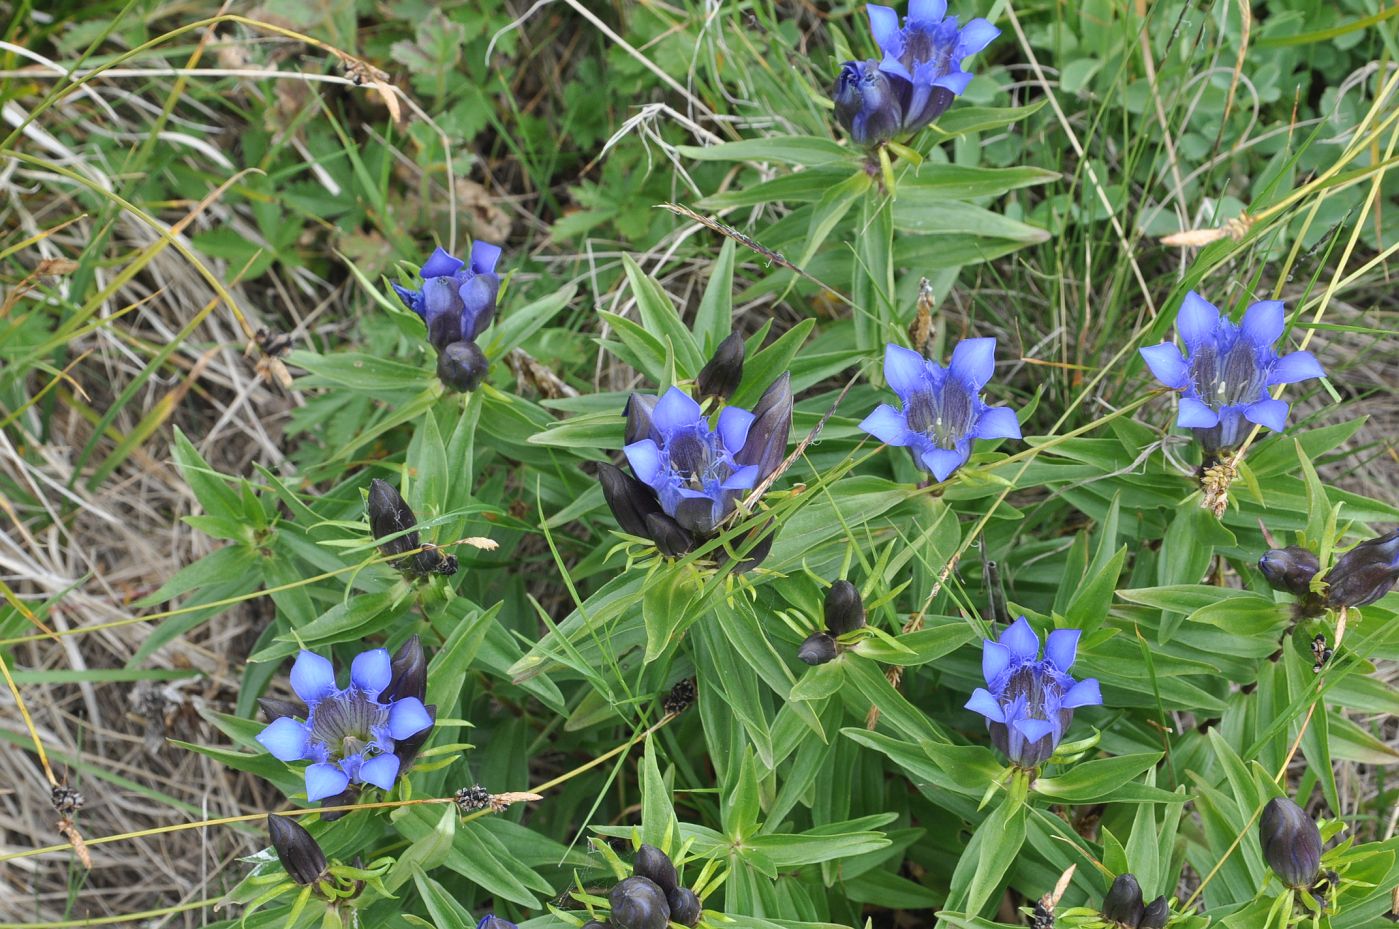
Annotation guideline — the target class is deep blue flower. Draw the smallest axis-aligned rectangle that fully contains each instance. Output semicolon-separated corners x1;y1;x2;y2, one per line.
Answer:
256;650;434;802
392;242;502;351
1139;292;1325;451
859;339;1021;482
833;1;998;145
964;617;1102;768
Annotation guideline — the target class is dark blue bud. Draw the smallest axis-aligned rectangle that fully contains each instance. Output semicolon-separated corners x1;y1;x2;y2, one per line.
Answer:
625;393;658;446
599;462;664;539
824;580;866;635
1260;797;1322;888
258;697;304;723
733;372;792;482
697;332;745;402
609;876;670;929
798;631;837;666
666;887;702;927
833;60;903;146
1323;528;1399;609
1140;895;1169;929
384;635;426;703
368;479;419;564
633;844;678;893
437;340;489;392
1259;546;1321;597
268;814;326;886
1101;873;1144;926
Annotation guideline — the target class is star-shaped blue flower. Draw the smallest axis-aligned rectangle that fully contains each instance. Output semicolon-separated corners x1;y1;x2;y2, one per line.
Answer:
256;650;434;802
1139;292;1325;451
859;339;1021;482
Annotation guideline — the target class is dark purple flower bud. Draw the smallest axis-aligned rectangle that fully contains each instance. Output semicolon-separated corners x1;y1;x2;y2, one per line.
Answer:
833;60;903;146
268;814;327;886
1101;873;1144;927
824;580;866;635
625;393;659;446
633;844;678;893
697;332;745;402
733;372;792;482
437;339;489;393
368;479;419;564
258;697;304;723
392;704;435;771
1140;895;1169;929
798;632;837;666
609;876;670;929
1323;529;1399;609
645;513;694;558
1259;546;1321;597
666;887;702;927
384;635;426;704
1260;797;1322;888
599;463;664;539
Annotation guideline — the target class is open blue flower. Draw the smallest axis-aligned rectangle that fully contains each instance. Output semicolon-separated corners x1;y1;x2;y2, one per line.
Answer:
964;617;1101;768
859;339;1021;482
256;650;434;802
392;242;502;351
1139;292;1325;451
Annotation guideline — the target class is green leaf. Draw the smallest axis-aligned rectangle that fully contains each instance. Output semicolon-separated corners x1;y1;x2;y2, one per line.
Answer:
677;136;856;167
1033;753;1165;803
622;254;704;376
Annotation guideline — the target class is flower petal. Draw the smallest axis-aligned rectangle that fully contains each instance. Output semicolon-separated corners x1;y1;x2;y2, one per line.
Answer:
982;640;1012;685
921;445;969;482
949;337;997;389
458;276;497;341
1139;343;1190;390
1012;716;1054;743
999;616;1039;661
305;763;350;802
1177;397;1220;429
1240;300;1285;347
1267;351;1325;386
931;70;974;95
652;386;703;434
1176;291;1220;350
859;403;913;446
883;343;929;398
717;406;755;453
867;4;903;54
350;649;392;696
1061;677;1103;708
419;246;464;279
256;717;309;761
965;687;1006;723
909;0;947;22
469;240;502;275
1243;398;1290;433
358;754;401;791
624;439;664;486
391;282;422;315
972;405;1021;441
1045;628;1080;672
956;18;1000;57
387;696;434;740
721;464;759;490
290;651;337;705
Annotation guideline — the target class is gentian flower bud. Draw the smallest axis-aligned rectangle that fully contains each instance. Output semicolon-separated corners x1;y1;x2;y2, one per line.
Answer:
667;887;702;927
259;697;304;723
833;60;904;147
645;513;695;558
1100;873;1145;927
824;580;867;635
1259;546;1321;597
598;462;664;539
1323;529;1399;609
733;372;793;483
368;479;419;566
384;635;426;704
1140;895;1169;929
625;393;659;446
731;523;776;574
633;844;678;893
437;339;489;393
609;876;671;929
1260;796;1322;888
798;631;838;666
267;813;327;886
697;331;745;402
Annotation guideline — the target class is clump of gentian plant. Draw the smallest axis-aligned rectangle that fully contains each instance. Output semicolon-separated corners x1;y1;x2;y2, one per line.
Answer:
832;0;999;147
255;649;434;802
860;339;1021;483
241;814;390;925
1139;291;1325;453
392;242;502;392
964;617;1101;768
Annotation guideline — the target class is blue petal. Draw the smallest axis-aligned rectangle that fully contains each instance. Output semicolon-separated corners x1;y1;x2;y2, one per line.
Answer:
883;343;929;398
351;649;392;696
652;387;703;435
469;240;502;275
982;640;1011;685
1139;343;1190;390
867;5;903;54
1176;291;1220;350
717;406;755;453
305;763;350;802
1268;351;1325;386
931;70;974;94
860;403;913;446
909;0;946;22
949;337;997;389
256;717;309;761
1177;397;1220;429
972;405;1021;441
624;439;664;486
921;445;969;482
999;616;1039;661
391;282;422;316
1243;398;1289;432
387;697;433;740
1240;300;1285;347
1013;716;1054;743
722;464;759;490
290;651;336;705
877;52;914;82
459;276;496;341
1061;677;1102;708
420;246;463;278
358;753;402;790
956;18;1000;56
965;687;1005;723
1044;628;1080;672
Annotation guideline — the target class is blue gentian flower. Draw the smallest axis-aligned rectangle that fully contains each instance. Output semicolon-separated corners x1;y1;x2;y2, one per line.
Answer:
1139;292;1325;451
256;650;434;802
833;1;999;145
859;339;1021;482
964;617;1102;768
392;243;502;351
